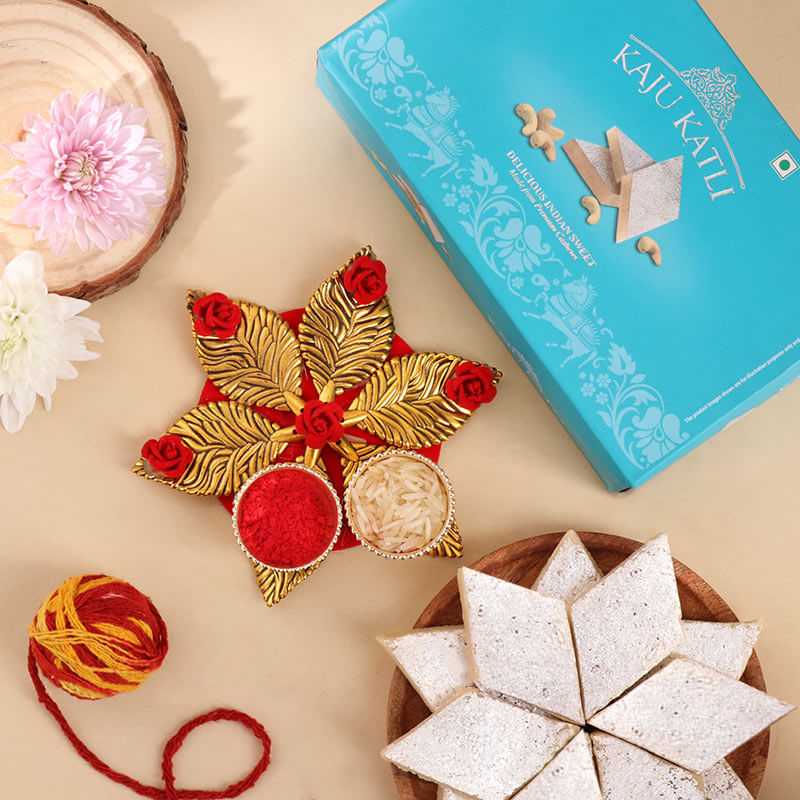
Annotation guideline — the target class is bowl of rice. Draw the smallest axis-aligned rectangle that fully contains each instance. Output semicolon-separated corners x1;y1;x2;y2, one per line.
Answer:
344;450;455;559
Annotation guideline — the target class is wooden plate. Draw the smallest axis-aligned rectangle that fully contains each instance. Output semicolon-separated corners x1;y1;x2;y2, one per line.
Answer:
0;0;188;299
387;532;769;799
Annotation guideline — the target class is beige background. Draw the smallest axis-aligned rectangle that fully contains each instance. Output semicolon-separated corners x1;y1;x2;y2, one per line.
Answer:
1;1;798;797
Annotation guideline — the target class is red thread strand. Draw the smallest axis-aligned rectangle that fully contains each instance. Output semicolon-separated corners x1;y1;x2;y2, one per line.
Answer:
29;575;169;699
29;645;271;799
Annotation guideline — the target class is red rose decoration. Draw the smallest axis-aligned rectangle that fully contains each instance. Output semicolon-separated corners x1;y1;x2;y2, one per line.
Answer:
141;434;194;479
342;256;387;305
192;293;242;339
445;362;498;411
295;400;345;449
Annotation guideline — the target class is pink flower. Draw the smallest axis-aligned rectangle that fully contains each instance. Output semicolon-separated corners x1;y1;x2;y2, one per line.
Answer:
3;90;168;255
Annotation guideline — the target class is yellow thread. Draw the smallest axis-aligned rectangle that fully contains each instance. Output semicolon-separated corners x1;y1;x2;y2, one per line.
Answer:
29;575;166;699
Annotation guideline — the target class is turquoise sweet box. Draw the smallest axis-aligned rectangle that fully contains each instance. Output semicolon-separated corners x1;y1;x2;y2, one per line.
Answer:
317;0;800;491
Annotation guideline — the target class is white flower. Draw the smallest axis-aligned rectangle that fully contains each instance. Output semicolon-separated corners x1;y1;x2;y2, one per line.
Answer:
0;251;101;432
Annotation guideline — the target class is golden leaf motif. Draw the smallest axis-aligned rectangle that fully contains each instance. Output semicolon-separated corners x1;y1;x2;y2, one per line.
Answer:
294;450;329;480
349;353;470;448
427;521;463;558
338;442;388;487
132;402;287;496
297;259;394;396
253;560;322;607
189;291;302;410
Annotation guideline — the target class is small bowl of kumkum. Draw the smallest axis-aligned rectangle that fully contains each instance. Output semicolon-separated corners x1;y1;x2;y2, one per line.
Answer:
232;463;342;570
344;450;455;559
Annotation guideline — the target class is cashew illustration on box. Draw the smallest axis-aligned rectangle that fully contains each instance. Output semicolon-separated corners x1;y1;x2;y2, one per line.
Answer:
581;195;602;225
515;102;565;162
637;236;662;266
536;108;565;141
531;130;557;162
514;103;538;137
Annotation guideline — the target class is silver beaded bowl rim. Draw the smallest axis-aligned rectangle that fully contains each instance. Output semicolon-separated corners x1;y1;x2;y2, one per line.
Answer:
231;462;343;572
343;449;455;560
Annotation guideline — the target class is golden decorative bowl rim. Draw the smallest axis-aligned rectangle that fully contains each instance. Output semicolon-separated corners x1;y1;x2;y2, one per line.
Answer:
231;462;343;572
343;449;455;560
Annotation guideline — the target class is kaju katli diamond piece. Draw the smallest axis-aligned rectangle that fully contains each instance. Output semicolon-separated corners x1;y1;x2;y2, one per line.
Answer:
589;657;795;773
569;533;683;718
381;530;603;711
532;529;602;606
380;532;794;797
134;247;500;605
534;534;760;684
378;627;471;712
438;788;475;800
591;733;704;800
509;731;601;800
382;689;578;800
381;535;759;711
701;759;756;800
671;619;761;680
459;568;584;724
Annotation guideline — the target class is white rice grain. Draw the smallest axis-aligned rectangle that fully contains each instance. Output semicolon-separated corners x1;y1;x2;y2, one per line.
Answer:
349;455;449;554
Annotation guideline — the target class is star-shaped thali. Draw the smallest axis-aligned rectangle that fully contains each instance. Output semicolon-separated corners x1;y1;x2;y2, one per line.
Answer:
133;247;500;606
380;532;794;800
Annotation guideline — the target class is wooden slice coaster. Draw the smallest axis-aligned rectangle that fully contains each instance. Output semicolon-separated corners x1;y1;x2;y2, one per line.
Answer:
386;532;769;800
0;0;187;299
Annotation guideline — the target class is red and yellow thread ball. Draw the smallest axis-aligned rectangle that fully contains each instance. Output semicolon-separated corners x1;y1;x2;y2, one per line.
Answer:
28;575;168;700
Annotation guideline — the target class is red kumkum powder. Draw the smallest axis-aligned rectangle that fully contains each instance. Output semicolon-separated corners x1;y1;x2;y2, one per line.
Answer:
236;468;340;569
